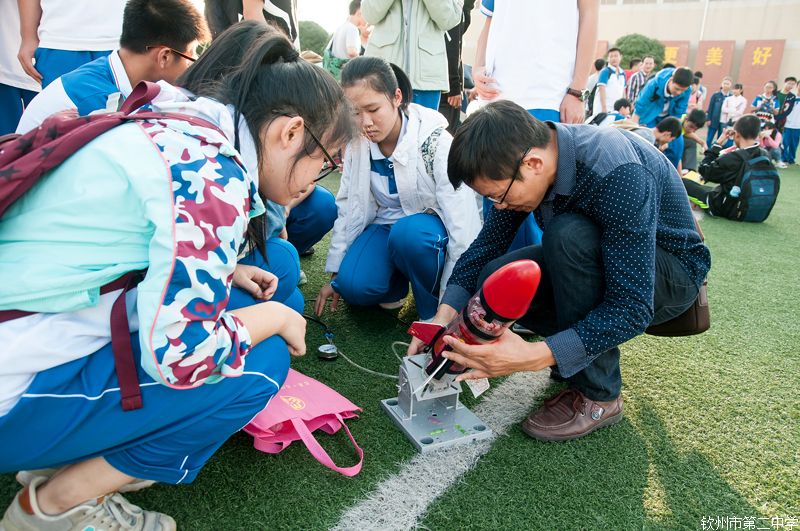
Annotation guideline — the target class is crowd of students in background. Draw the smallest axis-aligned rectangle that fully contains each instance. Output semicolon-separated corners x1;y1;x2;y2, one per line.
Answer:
582;46;799;170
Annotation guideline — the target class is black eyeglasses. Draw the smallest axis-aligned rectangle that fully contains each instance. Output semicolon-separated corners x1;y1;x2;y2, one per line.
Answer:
302;122;340;182
486;147;531;205
146;45;196;62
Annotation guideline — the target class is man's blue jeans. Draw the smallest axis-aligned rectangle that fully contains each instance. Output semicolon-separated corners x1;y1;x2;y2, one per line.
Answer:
477;214;698;401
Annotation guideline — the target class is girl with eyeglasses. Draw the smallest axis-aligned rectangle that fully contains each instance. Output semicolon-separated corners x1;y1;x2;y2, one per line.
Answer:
0;32;355;529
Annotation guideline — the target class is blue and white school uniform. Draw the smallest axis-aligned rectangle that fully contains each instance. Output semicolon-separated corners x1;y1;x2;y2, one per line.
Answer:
326;104;481;319
593;65;627;114
16;50;132;134
0;90;289;482
33;0;125;88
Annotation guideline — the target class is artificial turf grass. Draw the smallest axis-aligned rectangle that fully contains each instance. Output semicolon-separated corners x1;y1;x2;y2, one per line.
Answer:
1;169;798;530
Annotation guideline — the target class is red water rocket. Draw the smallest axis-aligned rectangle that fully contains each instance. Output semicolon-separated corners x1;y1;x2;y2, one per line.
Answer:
408;260;542;379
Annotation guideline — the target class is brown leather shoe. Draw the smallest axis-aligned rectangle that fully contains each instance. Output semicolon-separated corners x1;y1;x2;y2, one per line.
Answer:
521;388;623;442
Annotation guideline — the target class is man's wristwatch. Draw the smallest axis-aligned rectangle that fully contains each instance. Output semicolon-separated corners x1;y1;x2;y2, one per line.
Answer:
566;87;589;101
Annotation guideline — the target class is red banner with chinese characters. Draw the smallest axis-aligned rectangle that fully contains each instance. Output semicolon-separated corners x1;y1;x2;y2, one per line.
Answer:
660;41;690;67
737;40;786;103
693;41;735;94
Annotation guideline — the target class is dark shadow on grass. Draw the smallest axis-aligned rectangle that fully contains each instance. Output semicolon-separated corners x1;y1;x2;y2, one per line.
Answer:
635;399;761;529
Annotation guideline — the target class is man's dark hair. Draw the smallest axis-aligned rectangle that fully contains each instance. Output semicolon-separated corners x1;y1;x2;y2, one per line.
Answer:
341;56;412;111
120;0;209;54
349;0;361;15
655;116;682;139
448;100;551;189
734;115;760;140
663;63;676;69
614;98;631;112
694;70;703;79
629;58;641;69
686;109;707;127
785;76;798;83
594;58;606;71
672;67;694;88
607;47;621;55
642;55;655;62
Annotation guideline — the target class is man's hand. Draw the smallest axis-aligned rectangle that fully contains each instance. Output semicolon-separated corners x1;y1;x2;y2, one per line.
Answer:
314;275;340;316
441;332;556;381
406;304;458;355
447;94;462;109
232;264;278;301
18;37;42;84
560;93;585;124
473;66;500;101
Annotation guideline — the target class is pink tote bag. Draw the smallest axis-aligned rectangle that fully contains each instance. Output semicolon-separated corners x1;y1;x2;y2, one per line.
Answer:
244;369;364;476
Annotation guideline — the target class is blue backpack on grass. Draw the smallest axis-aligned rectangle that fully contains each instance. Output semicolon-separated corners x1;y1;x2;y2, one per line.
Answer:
729;154;780;222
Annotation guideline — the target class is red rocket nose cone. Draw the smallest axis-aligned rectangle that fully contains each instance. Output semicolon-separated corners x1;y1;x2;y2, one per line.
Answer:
481;260;541;320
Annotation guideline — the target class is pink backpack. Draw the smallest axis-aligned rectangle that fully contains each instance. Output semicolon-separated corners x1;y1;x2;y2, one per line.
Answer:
244;369;364;476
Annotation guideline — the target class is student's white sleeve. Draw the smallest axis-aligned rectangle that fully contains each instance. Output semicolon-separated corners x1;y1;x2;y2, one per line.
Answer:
431;131;481;300
325;144;355;274
15;79;76;134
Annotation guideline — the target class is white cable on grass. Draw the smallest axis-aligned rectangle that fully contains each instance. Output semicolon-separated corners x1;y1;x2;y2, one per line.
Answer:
391;341;410;362
336;347;398;380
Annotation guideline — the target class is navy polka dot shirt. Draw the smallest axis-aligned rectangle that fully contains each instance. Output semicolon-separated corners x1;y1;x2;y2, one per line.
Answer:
443;123;711;377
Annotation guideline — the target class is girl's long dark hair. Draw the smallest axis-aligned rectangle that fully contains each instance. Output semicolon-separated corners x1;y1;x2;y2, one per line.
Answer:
178;24;356;259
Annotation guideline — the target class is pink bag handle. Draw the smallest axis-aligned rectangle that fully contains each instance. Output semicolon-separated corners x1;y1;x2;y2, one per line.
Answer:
290;414;363;477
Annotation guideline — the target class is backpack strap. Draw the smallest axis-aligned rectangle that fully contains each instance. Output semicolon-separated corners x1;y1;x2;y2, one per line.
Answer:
119;81;163;114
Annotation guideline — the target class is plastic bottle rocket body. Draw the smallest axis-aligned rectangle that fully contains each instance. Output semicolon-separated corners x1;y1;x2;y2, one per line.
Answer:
407;260;542;379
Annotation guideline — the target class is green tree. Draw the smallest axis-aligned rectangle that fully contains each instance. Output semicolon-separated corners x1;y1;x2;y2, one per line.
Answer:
613;33;665;69
298;20;330;56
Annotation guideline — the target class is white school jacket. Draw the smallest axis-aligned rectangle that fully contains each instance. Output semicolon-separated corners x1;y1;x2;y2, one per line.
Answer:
325;103;481;300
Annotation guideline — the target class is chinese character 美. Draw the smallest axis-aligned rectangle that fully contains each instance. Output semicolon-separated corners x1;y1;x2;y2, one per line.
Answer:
752;46;773;66
705;46;723;66
664;46;679;64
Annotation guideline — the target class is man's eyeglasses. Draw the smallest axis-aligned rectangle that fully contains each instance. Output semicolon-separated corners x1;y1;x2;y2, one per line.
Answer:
486;147;531;205
146;46;196;63
302;122;340;182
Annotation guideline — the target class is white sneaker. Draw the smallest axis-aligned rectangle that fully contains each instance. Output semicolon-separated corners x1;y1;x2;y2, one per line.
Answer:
298;270;308;286
0;476;175;531
16;469;155;494
776;161;788;168
379;299;406;310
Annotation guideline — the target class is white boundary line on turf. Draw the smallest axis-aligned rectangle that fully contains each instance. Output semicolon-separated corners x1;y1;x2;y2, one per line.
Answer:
332;370;552;531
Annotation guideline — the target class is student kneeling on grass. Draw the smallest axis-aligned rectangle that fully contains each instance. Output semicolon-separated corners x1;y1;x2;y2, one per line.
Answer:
683;115;771;219
315;57;481;321
409;101;710;442
0;33;355;530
